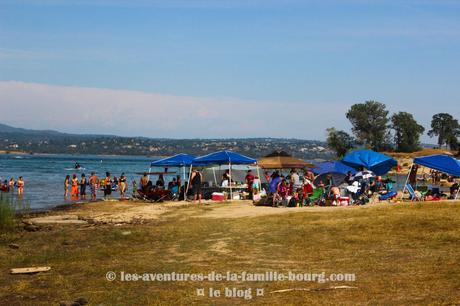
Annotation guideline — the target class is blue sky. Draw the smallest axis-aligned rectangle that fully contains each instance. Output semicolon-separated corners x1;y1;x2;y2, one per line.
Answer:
0;0;459;141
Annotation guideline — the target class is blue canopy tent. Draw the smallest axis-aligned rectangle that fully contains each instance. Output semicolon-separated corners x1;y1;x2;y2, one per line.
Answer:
151;153;195;168
407;154;460;199
413;155;460;177
191;150;257;200
342;150;397;176
311;161;357;186
150;153;196;200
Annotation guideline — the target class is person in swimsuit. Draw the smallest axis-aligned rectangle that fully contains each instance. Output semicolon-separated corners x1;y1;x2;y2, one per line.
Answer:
140;173;149;194
104;172;112;200
88;172;99;201
80;173;87;200
64;175;70;198
8;178;15;191
17;176;24;196
119;173;127;199
191;170;202;205
71;174;79;198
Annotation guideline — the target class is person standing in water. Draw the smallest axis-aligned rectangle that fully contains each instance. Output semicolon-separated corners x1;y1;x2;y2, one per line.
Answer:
71;174;79;198
104;172;112;200
64;175;70;198
16;176;24;196
8;178;15;192
80;173;87;200
119;173;127;199
88;172;99;201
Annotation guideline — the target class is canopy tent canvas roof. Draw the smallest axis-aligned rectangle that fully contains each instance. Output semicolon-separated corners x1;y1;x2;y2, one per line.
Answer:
342;150;397;176
257;156;313;169
151;153;195;167
413;154;460;177
311;161;357;175
192;150;257;166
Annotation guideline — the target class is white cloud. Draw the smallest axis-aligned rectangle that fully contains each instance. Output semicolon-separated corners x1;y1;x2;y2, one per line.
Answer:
0;81;349;139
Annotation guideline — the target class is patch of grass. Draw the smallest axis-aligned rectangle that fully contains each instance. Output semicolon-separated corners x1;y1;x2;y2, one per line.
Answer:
1;202;460;305
0;194;16;231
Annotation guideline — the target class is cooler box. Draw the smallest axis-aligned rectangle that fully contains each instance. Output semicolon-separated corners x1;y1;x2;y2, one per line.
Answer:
339;197;350;206
212;192;225;201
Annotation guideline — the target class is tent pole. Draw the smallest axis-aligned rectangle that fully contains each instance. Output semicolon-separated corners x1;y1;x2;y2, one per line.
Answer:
148;166;152;181
212;166;217;187
256;164;261;189
402;163;413;198
185;165;193;198
182;166;186;201
229;162;233;201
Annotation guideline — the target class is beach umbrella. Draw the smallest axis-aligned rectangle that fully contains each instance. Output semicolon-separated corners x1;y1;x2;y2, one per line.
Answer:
351;170;375;182
257;151;313;169
313;173;347;187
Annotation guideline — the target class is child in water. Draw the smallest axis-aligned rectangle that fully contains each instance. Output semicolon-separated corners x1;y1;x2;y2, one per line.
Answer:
132;180;137;196
64;175;70;198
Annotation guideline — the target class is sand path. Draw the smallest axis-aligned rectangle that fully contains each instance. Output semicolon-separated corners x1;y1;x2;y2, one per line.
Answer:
27;199;373;225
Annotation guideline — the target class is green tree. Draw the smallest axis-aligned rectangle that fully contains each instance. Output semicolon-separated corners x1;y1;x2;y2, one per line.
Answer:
390;112;425;152
326;127;355;158
346;101;390;151
427;113;460;149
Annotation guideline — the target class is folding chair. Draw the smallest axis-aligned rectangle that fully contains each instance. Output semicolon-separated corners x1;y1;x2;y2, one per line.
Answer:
405;183;423;201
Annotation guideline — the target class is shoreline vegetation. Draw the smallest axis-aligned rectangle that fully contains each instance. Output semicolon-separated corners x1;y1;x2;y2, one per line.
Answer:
1;199;460;304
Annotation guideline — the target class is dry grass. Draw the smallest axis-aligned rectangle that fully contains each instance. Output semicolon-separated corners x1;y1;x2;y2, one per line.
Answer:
385;148;456;159
1;201;460;305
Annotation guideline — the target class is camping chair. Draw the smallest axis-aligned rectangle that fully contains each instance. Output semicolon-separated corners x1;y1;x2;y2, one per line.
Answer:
170;185;179;200
306;188;325;205
405;183;423;201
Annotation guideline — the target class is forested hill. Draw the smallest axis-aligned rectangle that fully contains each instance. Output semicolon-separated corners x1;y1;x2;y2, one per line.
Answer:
0;123;334;159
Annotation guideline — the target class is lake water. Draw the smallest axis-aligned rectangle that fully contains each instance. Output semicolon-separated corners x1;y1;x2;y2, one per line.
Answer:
0;153;411;212
0;154;164;211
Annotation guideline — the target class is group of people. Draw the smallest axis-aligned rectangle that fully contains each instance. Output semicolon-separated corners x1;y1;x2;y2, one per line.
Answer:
260;169;393;207
137;172;184;201
263;169;315;207
0;177;24;195
64;172;128;201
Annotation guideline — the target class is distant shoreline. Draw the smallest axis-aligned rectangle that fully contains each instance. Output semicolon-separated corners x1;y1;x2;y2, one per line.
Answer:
0;150;28;155
0;150;162;159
